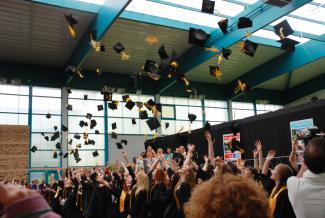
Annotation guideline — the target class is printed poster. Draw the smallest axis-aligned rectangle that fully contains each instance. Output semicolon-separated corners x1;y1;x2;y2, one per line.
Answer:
223;133;241;161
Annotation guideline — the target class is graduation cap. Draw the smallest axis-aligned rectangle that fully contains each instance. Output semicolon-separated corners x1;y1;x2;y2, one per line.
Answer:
147;71;162;81
222;48;232;59
46;113;51;119
55;142;61;150
277;38;299;52
188;114;197;123
64;14;78;39
209;66;222;80
59;151;63;157
158;45;169;60
90;119;97;129
44;136;49;141
139;110;148;120
205;121;211;131
74;134;81;140
273;19;294;39
79;120;87;128
53;151;58;159
230;122;239;136
112;122;117;130
108;101;119;110
218;19;228;34
84;94;88;100
51;131;60;141
234;80;249;94
176;73;190;86
144;60;157;73
144;99;155;111
240;40;258;57
229;138;245;154
88;139;95;145
95;130;100;134
113;42;125;54
92;150;99;157
121;139;128;145
165;122;169;129
201;0;215;14
189;28;207;47
86;113;92;120
62;124;68;132
31;145;38;153
103;92;112;101
116;142;123;149
97;105;103;111
125;99;136;111
68;139;73;145
63;153;69;158
66;104;72;111
66;87;72;94
83;132;89;140
173;152;184;166
132;118;136;125
54;126;58;131
146;117;161;131
111;132;118;139
76;143;82;149
136;102;143;109
238;17;252;29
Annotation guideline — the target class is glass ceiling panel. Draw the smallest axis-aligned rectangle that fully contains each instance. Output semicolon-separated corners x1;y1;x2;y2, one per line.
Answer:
77;0;105;5
253;29;310;44
271;16;325;36
312;0;325;4
125;0;224;28
235;0;259;4
160;0;245;17
290;4;325;23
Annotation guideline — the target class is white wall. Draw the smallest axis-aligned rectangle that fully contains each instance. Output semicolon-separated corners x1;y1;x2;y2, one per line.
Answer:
287;89;325;107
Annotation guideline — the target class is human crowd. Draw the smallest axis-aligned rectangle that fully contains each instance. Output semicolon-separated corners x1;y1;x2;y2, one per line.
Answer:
0;131;324;218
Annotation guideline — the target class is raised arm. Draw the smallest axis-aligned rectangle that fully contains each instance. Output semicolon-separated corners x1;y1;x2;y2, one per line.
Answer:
202;155;209;171
205;131;215;167
289;140;299;173
183;144;194;167
262;149;276;175
255;140;263;171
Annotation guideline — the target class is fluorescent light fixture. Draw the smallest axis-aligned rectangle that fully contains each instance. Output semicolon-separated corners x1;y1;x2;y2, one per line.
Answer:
290;4;325;23
253;29;310;44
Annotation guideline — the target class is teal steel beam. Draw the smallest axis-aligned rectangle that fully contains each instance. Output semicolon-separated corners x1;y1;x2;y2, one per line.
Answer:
228;40;325;99
64;0;131;85
286;73;325;102
157;0;312;94
233;88;287;105
309;1;325;9
30;0;100;13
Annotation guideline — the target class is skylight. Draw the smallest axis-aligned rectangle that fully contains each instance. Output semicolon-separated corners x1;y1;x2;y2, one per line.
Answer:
253;29;310;44
77;0;105;5
235;0;259;4
271;16;325;36
125;0;224;28
290;4;325;23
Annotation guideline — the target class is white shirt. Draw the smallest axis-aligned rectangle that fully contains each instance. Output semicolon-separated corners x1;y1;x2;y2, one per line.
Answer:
287;170;325;218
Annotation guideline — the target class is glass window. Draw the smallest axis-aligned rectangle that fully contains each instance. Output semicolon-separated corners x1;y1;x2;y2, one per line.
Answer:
232;102;254;110
33;87;61;97
0;84;29;95
0;113;28;125
122;118;140;134
205;108;228;122
32;114;61;132
68;89;102;100
68;134;104;150
32;97;61;114
68;99;104;116
162;106;175;119
68;150;105;167
161;120;176;135
31;151;60;168
0;94;29;113
68;116;104;134
232;109;255;120
204;99;227;108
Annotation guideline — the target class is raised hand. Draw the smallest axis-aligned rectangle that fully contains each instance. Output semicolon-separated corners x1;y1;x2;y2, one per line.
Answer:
253;149;258;158
203;155;209;163
266;149;276;161
204;131;213;143
237;158;245;170
215;156;222;165
255;140;262;152
187;143;195;153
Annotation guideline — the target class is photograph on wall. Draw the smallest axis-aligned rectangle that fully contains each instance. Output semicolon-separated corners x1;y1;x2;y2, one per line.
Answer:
223;133;241;161
290;118;314;164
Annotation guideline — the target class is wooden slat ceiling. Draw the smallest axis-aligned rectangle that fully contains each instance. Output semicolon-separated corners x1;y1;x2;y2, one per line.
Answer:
0;0;94;67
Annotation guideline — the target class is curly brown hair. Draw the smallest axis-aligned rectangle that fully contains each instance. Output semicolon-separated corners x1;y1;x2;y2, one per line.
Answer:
184;174;271;218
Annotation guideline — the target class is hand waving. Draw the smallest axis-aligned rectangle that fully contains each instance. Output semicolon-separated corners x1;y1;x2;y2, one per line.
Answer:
266;149;276;161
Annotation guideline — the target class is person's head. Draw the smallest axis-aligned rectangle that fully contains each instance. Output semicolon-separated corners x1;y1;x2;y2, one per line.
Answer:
135;171;149;194
179;146;185;154
157;148;163;155
153;168;167;185
179;166;196;189
167;147;172;154
304;137;325;174
270;163;293;185
184;174;271;218
243;166;258;180
146;150;153;159
226;161;240;175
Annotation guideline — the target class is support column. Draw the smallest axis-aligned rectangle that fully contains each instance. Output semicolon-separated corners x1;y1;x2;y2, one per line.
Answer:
201;98;206;126
28;86;33;181
61;88;68;168
104;102;109;164
253;102;257;116
154;94;162;136
227;100;233;121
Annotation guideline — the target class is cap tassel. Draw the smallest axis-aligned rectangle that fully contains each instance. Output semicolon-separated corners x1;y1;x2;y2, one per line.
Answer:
217;55;223;65
279;27;285;39
96;68;102;76
68;25;77;39
121;51;130;61
245;31;252;38
145;35;158;45
170;60;178;68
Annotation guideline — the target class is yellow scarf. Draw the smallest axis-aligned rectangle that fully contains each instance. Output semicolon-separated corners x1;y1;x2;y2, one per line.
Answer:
269;185;287;215
119;190;127;213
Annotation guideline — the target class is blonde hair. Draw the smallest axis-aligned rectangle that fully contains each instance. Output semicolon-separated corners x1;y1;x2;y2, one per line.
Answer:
135;171;149;196
174;167;196;209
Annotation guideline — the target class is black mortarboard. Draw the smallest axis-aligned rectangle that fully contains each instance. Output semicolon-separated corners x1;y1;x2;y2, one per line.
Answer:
41;132;45;136
103;92;112;101
218;19;228;34
112;122;117;130
84;94;88;100
132;118;136;125
59;151;63;156
121;139;128;145
264;0;291;7
55;142;61;150
88;139;95;145
146;117;161;131
76;143;81;148
155;103;162;113
125;99;135;110
111;132;118;139
68;139;73;145
97;104;103;111
113;42;125;54
53;151;58;159
139;110;148;120
31;146;38;153
66;87;72;94
51;131;60;141
46;113;51;119
86;113;92;120
66;104;72;111
64;14;78;26
79;120;87;128
92;150;99;157
209;66;222;77
230;122;239;136
44;136;49;141
122;95;130;102
62;124;68;132
173;152;184;166
201;0;215;14
165;122;169;129
188;114;197;123
116;142;123;149
158;45;169;60
63;153;69;158
90;119;97;129
277;38;299;52
241;40;258;57
144;99;155;110
74;134;81;140
189;28;207;47
273;19;294;39
205;121;211;131
144;60;157;73
108;101;118;110
222;47;232;59
54;126;58;131
95;130;100;134
238;17;252;29
136;102;143;109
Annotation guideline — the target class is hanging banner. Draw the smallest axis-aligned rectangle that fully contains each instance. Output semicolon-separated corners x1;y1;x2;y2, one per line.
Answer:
223;133;241;161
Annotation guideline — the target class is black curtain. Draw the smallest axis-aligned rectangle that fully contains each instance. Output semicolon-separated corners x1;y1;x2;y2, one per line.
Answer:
145;100;325;164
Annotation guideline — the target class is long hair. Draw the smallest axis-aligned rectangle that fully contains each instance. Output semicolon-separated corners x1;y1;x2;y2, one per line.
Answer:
174;167;196;209
271;164;293;197
135;171;149;196
154;168;167;185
